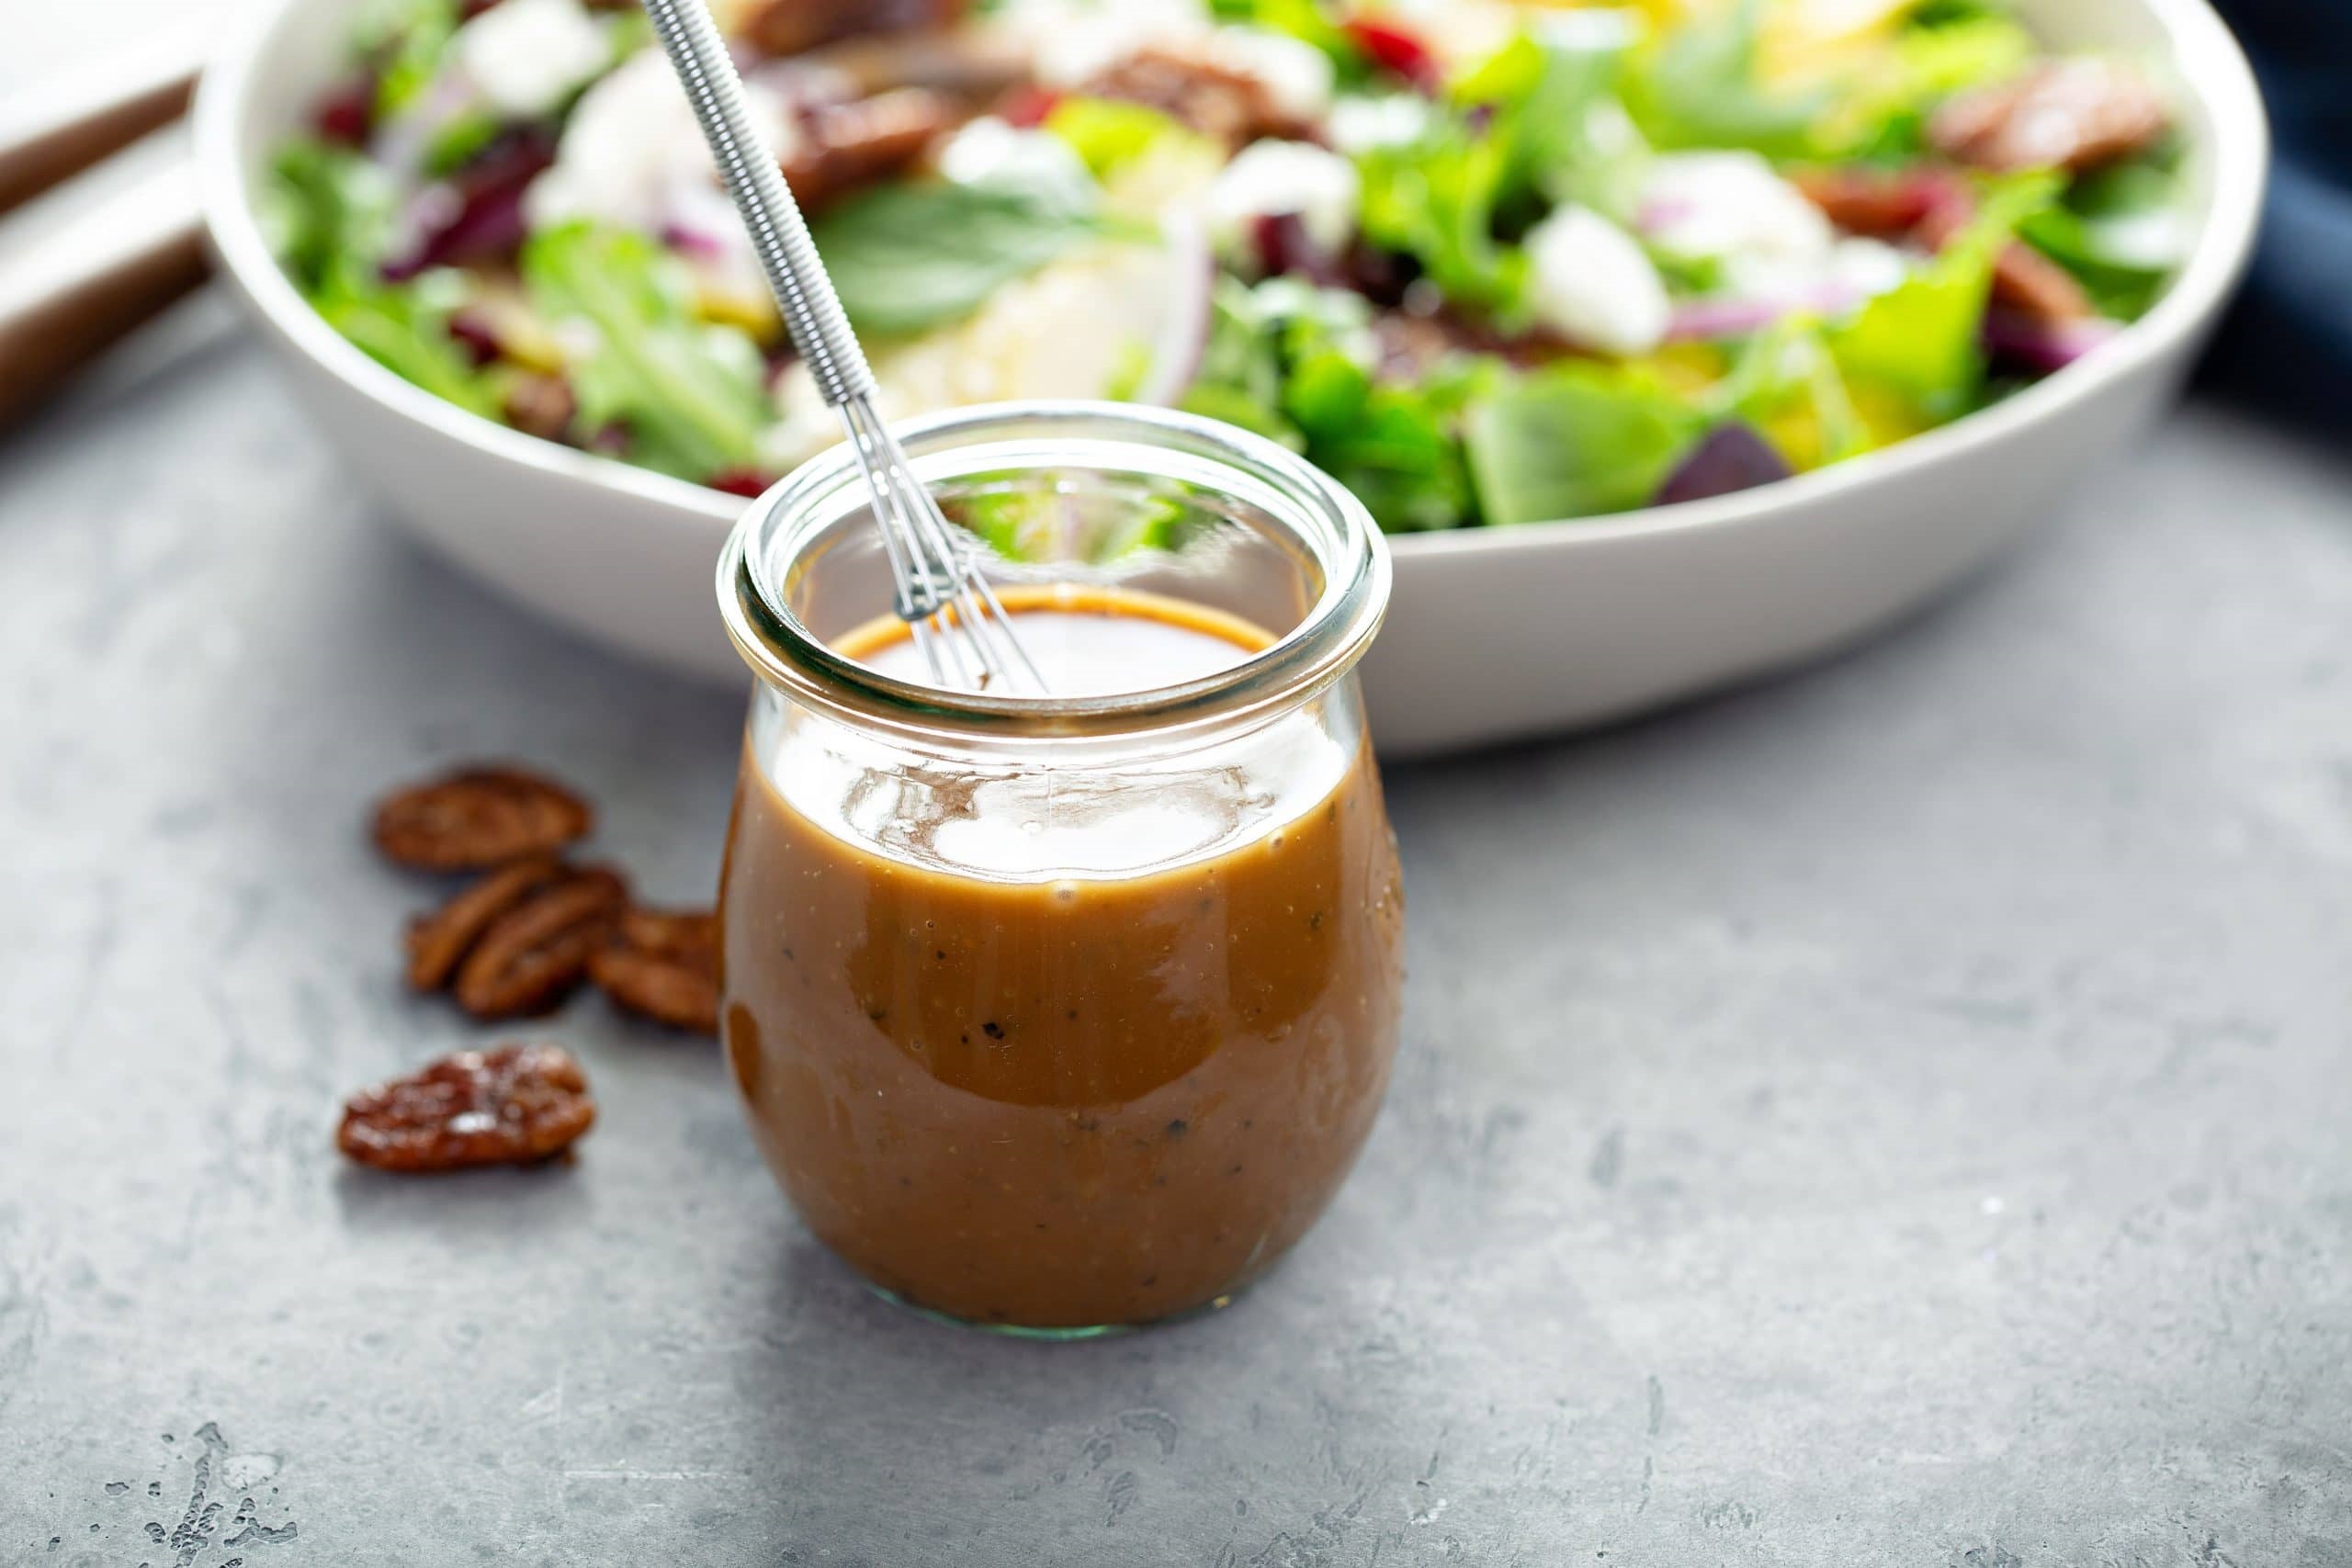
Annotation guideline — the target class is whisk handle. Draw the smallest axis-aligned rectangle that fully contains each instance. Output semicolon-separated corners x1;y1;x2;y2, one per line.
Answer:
639;0;875;408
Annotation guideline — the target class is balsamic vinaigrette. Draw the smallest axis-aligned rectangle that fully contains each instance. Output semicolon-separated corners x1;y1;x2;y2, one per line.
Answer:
850;584;1269;696
717;587;1406;1330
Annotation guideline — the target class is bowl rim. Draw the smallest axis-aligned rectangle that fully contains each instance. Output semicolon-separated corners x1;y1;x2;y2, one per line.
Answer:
193;0;2269;559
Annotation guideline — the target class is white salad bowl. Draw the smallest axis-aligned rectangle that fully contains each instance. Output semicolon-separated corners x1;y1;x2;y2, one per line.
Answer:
194;0;2266;756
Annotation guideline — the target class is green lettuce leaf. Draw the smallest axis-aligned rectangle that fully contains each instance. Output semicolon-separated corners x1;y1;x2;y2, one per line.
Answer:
1452;28;1645;220
1831;11;2036;162
1829;173;2057;422
1208;0;1371;84
269;137;496;419
521;221;770;479
266;137;395;291
2019;160;2182;321
1355;118;1526;319
1181;278;1487;531
1464;361;1706;524
1623;0;1826;159
1717;320;1870;469
318;275;500;421
363;0;462;119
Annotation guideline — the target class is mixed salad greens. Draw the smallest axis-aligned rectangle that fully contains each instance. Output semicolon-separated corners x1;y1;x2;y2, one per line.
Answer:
267;0;2188;529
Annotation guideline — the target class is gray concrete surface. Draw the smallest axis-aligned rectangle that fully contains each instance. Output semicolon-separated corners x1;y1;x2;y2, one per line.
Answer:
4;307;2349;1563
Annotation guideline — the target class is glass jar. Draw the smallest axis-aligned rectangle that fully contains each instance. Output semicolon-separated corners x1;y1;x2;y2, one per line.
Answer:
715;402;1402;1335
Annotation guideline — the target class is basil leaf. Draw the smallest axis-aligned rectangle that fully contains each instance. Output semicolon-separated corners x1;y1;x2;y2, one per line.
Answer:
810;180;1102;338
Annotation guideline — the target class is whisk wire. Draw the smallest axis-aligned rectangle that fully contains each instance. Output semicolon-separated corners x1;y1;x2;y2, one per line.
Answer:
640;0;1046;694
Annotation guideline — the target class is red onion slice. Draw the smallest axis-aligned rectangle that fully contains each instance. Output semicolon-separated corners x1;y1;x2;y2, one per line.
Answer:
1132;209;1216;408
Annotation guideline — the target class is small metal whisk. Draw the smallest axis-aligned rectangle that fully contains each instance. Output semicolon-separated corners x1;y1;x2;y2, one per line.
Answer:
640;0;1046;694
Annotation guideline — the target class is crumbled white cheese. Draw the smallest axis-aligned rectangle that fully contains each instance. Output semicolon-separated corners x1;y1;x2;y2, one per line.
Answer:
1640;151;1832;269
1523;203;1669;356
1204;139;1360;264
1327;94;1430;154
1825;237;1910;299
1000;0;1214;89
456;0;614;119
935;117;1099;214
1201;26;1337;122
526;50;799;300
1000;0;1330;124
1525;6;1644;55
1719;233;1913;310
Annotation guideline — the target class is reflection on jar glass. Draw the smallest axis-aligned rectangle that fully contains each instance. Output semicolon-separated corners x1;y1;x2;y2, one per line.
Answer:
716;402;1403;1335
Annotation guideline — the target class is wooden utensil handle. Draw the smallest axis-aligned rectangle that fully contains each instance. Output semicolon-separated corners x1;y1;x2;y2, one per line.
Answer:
0;50;201;217
0;162;209;430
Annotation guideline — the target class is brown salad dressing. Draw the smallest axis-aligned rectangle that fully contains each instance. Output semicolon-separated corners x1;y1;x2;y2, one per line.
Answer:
718;586;1405;1329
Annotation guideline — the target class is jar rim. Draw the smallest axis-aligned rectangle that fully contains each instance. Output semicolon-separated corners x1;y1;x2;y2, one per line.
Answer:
717;400;1392;741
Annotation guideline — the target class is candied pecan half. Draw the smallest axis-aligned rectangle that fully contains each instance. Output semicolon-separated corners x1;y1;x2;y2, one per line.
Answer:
1988;242;2093;324
1928;60;2166;175
372;764;593;872
337;1043;595;1172
590;908;720;1034
1802;165;2094;327
745;0;970;59
1790;164;1969;239
1078;45;1317;150
785;87;960;211
1917;199;2093;324
501;373;577;445
404;855;568;992
454;866;628;1020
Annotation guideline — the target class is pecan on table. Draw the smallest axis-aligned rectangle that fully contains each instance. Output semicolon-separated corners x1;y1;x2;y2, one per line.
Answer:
590;907;720;1035
451;866;629;1020
371;764;593;872
1928;60;2167;175
403;855;569;992
337;1043;595;1172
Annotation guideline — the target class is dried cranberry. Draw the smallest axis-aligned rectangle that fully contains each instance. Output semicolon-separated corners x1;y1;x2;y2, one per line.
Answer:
1001;85;1061;130
337;1043;595;1172
1654;423;1793;508
1251;211;1344;287
382;131;557;281
312;76;377;147
1343;242;1419;308
705;469;771;499
446;307;503;367
1343;17;1442;95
